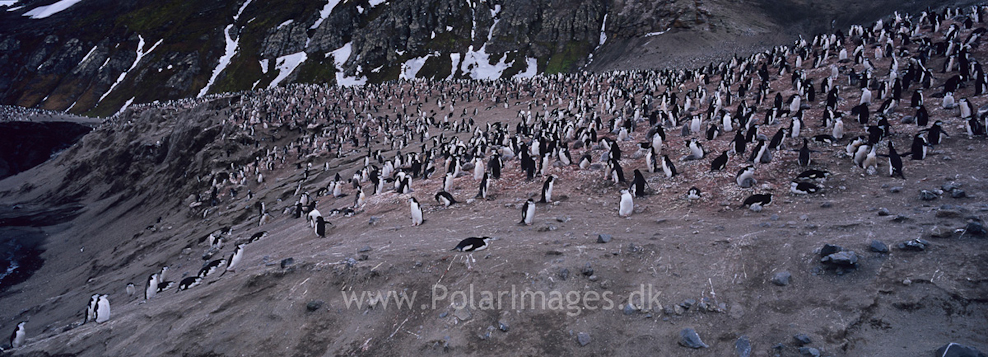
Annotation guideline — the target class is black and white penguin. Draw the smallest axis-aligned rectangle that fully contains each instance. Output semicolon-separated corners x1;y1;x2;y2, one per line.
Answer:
247;231;268;243
742;193;773;207
629;169;648;197
313;216;329;238
435;191;457;207
538;175;555;203
410;197;424;226
176;276;202;292
887;141;905;179
85;294;99;323
578;153;592;170
9;321;26;348
618;189;634;217
126;283;136;297
661;154;678;178
443;172;454;192
790;181;821;195
520;198;535;225
907;133;932;160
156;280;175;293
797;138;811;167
145;273;159;300
489;153;502;179
736;165;757;188
451;237;493;252
94;295;110;323
198;258;226;279
223;244;245;275
476;172;490;199
685;138;705;160
925;120;949;145
686;187;702;202
608;158;626;184
710;151;729;171
796;169;830;181
750;139;771;164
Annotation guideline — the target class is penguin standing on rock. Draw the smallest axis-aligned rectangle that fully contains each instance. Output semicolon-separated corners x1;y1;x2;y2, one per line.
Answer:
409;197;424;226
520;199;535;225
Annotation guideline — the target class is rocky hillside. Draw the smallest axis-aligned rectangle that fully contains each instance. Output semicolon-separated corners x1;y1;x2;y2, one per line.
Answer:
1;4;987;356
0;0;979;118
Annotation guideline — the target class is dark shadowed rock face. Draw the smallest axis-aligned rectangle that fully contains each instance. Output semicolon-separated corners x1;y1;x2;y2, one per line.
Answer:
0;121;92;180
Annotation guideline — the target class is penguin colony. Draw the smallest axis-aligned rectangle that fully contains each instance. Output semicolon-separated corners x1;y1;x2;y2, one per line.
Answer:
5;5;988;350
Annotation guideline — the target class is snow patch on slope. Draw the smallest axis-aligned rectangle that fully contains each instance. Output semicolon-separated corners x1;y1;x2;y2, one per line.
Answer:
23;0;82;19
198;25;239;97
98;36;163;104
268;51;308;88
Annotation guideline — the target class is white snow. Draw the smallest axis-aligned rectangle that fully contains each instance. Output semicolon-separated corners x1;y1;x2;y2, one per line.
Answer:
598;14;608;46
310;0;342;29
7;5;24;11
513;57;538;79
356;5;363;13
456;5;507;80
330;42;366;86
268;51;307;88
276;19;293;29
259;59;268;74
23;0;82;19
98;36;162;104
644;30;668;37
78;45;98;66
0;0;19;7
399;55;430;80
198;25;239;97
234;0;252;21
368;0;387;6
114;97;135;116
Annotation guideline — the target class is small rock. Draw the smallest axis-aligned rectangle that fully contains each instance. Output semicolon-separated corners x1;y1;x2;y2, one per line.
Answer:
306;300;324;312
920;190;940;201
358;254;369;261
368;216;380;225
891;215;909;223
793;333;812;346
931;226;953;238
877;208;890;216
943;155;953;161
799;214;809;221
820;244;843;256
498;321;510;332
820;201;833;208
889;186;903;193
581;263;594;276
673;305;685;315
897;238;929;251
965;221;987;236
681;299;696;309
623;303;636;315
821;251;859;269
770;214;780;221
679;328;709;349
588;275;598;282
942;182;962;192
758;222;771;228
903;278;912;286
559;268;570;280
358;245;372;253
577;332;591;346
280;258;295;269
439;311;448;318
597;234;612;243
454;307;472;321
798;346;821;357
936;342;987;357
556;216;570;222
749;204;763;212
735;335;752;357
869;240;889;253
771;271;791;286
936;209;962;218
951;189;967;198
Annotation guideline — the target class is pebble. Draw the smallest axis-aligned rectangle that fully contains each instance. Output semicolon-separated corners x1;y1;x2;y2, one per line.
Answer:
597;234;612;243
936;209;962;218
877;208;890;216
749;204;763;212
820;201;833;208
819;244;843;256
920;190;940;201
556;216;570;222
623;303;636;315
735;335;752;357
869;240;889;253
771;271;791;286
897;238;929;251
930;226;953;238
799;346;821;357
577;332;591;346
679;328;709;349
454;307;472;321
358;245;372;253
306;300;324;312
368;216;380;225
891;215;909;223
951;189;967;198
793;333;812;346
942;182;962;192
582;263;594;276
681;299;696;309
799;214;809;221
966;221;987;236
498;321;510;332
889;186;903;193
280;257;295;269
558;268;570;280
821;251;859;269
770;214;780;221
